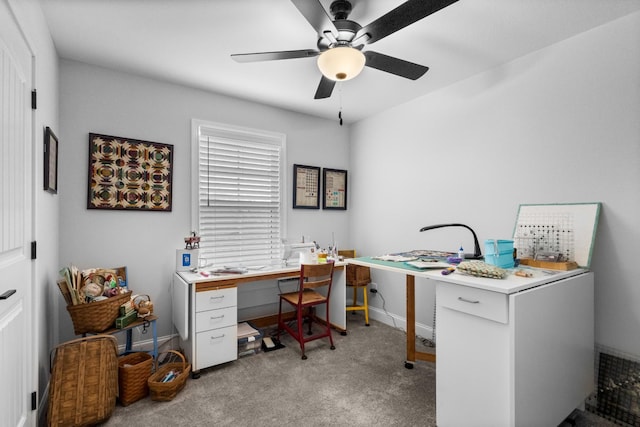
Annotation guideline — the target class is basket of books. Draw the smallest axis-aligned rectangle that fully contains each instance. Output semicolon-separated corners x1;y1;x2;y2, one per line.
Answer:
118;352;153;406
59;265;133;335
147;350;191;401
66;291;132;335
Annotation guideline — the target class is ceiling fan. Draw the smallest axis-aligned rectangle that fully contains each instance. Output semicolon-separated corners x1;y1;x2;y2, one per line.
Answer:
231;0;460;100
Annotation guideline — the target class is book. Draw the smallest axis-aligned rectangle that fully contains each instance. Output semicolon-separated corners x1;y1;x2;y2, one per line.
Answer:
405;260;453;269
237;322;260;340
372;254;417;262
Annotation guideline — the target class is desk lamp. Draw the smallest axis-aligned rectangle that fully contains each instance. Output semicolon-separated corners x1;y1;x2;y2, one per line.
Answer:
419;223;483;259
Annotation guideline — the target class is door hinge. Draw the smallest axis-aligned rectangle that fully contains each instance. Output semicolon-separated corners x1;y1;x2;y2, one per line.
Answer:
31;241;36;260
31;90;37;110
31;391;37;411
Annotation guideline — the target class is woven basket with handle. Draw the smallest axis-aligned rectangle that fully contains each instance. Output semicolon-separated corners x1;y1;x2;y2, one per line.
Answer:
66;291;131;335
47;335;118;426
147;350;191;401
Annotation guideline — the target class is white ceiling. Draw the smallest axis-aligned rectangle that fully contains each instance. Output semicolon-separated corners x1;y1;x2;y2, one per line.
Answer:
40;0;640;123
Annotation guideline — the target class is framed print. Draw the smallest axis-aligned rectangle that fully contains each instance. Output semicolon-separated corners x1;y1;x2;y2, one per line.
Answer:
87;133;173;211
293;164;320;209
323;168;347;210
44;127;58;194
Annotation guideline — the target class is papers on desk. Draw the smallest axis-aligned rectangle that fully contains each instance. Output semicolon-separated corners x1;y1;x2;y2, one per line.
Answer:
211;266;249;275
372;254;418;262
405;260;452;269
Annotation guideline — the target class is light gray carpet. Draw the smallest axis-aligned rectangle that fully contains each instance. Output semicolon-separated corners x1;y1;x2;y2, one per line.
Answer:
98;313;615;427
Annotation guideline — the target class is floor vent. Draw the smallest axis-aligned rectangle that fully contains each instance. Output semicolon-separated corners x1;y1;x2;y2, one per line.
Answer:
586;345;640;426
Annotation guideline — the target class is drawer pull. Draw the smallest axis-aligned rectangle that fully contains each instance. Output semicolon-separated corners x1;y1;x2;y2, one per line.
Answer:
209;295;225;301
458;296;480;304
209;315;225;320
210;334;225;340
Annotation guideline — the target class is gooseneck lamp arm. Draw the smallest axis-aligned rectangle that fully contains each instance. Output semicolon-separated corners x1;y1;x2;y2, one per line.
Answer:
419;223;483;259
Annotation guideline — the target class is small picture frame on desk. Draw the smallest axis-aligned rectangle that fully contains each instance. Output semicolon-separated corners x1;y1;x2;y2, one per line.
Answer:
293;164;320;209
322;168;347;210
44;126;58;194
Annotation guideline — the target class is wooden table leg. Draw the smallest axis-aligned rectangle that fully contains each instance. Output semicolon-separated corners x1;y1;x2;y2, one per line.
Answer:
405;274;436;368
406;274;416;368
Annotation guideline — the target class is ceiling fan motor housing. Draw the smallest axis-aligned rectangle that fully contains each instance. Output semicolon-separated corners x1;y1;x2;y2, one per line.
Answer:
317;19;362;51
330;0;352;20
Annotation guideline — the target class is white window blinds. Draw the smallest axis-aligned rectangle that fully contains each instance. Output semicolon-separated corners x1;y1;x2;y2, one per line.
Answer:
194;121;286;267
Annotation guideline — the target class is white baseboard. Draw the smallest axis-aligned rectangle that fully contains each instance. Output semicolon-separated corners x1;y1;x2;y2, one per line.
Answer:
367;306;435;344
119;333;178;354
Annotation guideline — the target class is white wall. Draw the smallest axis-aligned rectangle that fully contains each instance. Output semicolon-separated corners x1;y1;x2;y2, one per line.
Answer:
58;60;350;343
349;12;640;355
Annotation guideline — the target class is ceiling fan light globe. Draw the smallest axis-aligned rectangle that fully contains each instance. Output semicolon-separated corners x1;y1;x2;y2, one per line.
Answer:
317;46;365;81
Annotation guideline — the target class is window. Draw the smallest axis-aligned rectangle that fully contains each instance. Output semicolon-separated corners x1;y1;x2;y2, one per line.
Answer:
192;120;286;267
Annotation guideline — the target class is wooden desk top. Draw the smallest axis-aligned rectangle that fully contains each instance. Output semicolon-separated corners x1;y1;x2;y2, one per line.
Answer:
177;262;346;292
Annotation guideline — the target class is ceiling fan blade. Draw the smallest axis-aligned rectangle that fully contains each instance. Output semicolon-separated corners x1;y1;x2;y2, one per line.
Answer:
364;51;429;80
314;76;336;99
291;0;338;38
231;49;319;63
355;0;459;45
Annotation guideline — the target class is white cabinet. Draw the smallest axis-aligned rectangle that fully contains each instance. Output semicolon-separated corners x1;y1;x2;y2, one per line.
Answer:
436;272;594;427
173;273;237;377
193;287;237;371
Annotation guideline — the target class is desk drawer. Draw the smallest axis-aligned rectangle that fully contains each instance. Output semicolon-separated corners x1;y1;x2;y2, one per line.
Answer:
195;324;237;369
196;287;237;312
195;306;237;333
437;282;508;324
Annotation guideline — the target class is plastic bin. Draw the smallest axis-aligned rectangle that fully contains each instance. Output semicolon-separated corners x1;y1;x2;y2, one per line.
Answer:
238;322;263;357
484;239;515;269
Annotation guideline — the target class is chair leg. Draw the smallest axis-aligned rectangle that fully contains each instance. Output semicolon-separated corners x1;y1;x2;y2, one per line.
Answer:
297;307;306;360
307;307;313;335
276;298;283;341
363;285;370;326
326;301;335;350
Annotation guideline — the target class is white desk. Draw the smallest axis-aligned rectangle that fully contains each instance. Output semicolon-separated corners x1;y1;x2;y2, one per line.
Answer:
172;263;346;377
347;257;594;427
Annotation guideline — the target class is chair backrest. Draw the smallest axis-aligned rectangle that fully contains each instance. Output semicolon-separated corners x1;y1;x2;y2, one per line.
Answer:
300;262;335;297
338;249;356;259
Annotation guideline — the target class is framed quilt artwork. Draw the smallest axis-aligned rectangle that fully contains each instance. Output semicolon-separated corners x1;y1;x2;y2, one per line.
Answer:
87;133;173;211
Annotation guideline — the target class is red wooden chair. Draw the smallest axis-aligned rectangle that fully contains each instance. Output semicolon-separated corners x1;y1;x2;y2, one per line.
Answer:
277;262;336;359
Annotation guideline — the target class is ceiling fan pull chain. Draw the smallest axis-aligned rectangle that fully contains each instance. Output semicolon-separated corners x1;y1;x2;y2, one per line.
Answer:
338;84;343;126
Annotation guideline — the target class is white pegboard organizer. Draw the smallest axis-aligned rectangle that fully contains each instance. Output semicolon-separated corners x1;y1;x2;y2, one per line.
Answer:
511;203;601;268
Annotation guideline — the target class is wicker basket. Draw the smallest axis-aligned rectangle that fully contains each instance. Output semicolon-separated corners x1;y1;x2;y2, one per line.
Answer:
48;335;118;426
147;350;191;401
66;291;132;335
118;352;153;406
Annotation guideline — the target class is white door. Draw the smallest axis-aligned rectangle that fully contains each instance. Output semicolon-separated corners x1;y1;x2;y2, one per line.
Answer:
0;1;34;426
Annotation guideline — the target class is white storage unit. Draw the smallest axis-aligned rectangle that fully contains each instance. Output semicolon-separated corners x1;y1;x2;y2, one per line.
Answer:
435;271;594;427
193;287;237;371
173;273;237;377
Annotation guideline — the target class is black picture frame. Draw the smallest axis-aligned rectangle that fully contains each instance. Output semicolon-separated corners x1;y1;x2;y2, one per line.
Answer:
322;168;347;210
293;164;320;209
44;126;58;194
